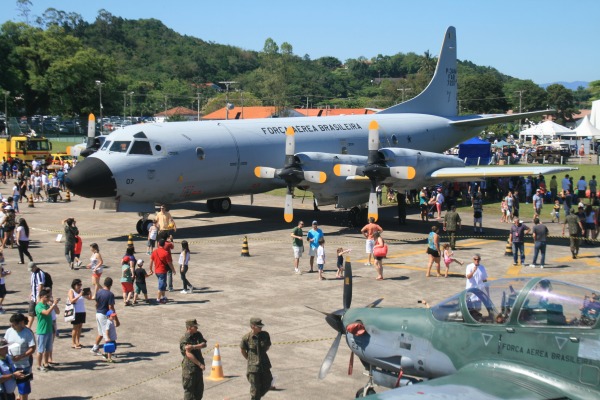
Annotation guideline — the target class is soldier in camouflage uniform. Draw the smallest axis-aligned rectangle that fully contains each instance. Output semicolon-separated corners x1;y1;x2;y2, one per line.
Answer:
240;317;272;400
443;206;462;250
179;319;207;400
562;208;584;259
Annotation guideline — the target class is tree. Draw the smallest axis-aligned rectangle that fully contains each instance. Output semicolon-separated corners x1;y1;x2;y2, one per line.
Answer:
458;73;508;114
503;79;548;113
546;84;578;124
589;80;600;101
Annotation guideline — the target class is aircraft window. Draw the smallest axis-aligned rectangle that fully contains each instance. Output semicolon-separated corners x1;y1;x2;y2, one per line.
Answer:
341;146;348;155
133;131;147;139
391;134;398;145
519;280;598;328
129;141;152;155
483;278;528;324
109;141;131;153
196;147;205;160
432;294;463;322
101;140;111;151
155;144;162;152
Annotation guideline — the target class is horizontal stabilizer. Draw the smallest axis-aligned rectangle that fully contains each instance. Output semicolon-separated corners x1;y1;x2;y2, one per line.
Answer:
450;110;554;128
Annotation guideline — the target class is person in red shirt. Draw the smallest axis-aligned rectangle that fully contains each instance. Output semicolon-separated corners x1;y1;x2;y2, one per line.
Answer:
149;239;176;304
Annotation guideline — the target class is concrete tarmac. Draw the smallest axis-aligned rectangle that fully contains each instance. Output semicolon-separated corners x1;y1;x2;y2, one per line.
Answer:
2;192;598;400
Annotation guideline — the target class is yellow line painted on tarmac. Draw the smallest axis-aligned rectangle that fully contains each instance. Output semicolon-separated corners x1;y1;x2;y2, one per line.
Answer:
358;240;496;264
504;243;533;277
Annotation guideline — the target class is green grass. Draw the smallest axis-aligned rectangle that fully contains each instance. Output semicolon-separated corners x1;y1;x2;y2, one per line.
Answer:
50;140;80;154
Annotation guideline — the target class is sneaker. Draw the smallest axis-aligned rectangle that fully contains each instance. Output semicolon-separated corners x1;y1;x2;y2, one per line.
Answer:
189;286;195;292
540;265;544;269
364;263;372;266
90;347;100;354
70;262;74;270
37;366;49;372
180;290;188;294
168;288;173;292
294;267;299;274
76;260;83;268
146;251;151;255
513;263;518;266
528;264;536;268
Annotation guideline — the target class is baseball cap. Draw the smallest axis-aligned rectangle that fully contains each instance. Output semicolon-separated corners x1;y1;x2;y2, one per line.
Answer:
106;310;117;317
186;319;199;328
27;262;37;271
250;317;264;327
3;205;12;210
312;220;318;225
136;259;144;266
122;257;130;264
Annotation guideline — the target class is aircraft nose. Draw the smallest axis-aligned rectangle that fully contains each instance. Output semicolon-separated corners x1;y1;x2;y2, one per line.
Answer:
66;157;116;198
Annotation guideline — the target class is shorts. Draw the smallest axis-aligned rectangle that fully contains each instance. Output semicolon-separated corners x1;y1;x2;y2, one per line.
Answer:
309;247;318;257
96;313;108;336
147;239;156;247
28;300;36;317
135;282;147;295
74;253;81;259
365;239;375;254
0;283;6;298
473;217;482;224
292;245;304;258
121;282;134;292
72;312;87;325
426;247;440;258
156;273;167;291
337;264;343;270
16;366;32;395
586;222;596;230
375;256;384;261
318;263;324;271
36;333;53;353
92;272;102;279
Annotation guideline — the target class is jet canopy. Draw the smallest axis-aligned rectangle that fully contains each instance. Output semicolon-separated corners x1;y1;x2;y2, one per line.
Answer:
431;277;600;328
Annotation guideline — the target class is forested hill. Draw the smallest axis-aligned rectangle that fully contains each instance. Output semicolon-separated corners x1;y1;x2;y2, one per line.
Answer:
0;8;590;125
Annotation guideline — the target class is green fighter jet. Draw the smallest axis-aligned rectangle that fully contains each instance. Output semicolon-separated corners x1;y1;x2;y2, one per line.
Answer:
320;262;600;399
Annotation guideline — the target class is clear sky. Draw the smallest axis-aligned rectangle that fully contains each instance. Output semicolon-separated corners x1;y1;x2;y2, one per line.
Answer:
3;0;599;84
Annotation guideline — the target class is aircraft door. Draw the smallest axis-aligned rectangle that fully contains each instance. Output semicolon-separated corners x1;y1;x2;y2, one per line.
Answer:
212;124;241;196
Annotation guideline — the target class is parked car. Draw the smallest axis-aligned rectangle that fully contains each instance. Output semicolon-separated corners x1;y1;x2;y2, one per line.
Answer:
527;144;570;164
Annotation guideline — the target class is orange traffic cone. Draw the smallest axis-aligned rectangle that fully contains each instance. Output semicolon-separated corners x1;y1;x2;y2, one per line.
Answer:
207;343;225;381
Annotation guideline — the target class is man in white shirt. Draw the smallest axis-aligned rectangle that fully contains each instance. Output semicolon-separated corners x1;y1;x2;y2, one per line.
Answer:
465;254;488;317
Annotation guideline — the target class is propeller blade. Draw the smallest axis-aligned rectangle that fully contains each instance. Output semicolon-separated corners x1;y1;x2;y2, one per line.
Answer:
348;351;354;375
333;164;359;177
389;166;416;180
254;166;277;179
304;305;329;316
284;191;293;223
303;171;327;184
285;127;295;156
368;120;380;152
343;257;353;310
367;191;378;222
318;332;342;380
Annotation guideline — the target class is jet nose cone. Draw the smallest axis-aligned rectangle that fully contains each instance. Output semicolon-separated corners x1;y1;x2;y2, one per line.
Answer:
66;157;116;198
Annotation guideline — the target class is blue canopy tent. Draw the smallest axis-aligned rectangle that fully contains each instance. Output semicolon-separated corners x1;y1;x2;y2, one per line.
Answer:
458;137;491;165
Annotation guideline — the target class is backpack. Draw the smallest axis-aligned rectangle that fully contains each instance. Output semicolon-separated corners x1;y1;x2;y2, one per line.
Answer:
41;270;53;289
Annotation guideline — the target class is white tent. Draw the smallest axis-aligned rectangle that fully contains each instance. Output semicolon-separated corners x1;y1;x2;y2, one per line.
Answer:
563;115;600;138
519;120;573;142
591;99;600;129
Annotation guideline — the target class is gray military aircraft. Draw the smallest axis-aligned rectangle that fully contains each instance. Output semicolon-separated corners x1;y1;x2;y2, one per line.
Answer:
320;260;600;399
66;26;573;233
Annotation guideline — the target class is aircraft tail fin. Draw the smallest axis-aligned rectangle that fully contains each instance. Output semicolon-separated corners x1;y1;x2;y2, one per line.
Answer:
378;26;457;117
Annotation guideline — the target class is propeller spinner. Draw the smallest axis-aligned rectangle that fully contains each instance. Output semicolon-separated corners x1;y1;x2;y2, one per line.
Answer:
333;120;415;222
254;127;326;222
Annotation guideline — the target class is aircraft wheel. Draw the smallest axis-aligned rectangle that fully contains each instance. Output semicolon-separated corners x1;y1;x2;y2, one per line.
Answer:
136;219;144;235
215;197;232;213
355;387;376;398
527;155;533;163
547;155;554;164
348;207;360;227
206;199;216;213
142;220;154;235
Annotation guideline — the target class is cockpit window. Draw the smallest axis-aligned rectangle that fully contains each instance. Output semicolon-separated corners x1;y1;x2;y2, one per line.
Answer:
130;141;152;155
519;280;597;328
109;141;131;153
432;293;463;322
100;140;111;151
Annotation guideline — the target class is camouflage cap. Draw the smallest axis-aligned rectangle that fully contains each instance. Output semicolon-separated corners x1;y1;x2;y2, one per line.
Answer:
250;317;264;327
186;319;199;328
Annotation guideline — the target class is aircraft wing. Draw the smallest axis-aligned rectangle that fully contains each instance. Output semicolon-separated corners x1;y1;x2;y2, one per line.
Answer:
430;165;577;181
449;110;554;128
364;364;569;399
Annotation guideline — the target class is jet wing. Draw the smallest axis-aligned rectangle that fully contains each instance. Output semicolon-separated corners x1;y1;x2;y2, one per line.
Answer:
364;364;569;399
430;165;577;181
449;110;554;128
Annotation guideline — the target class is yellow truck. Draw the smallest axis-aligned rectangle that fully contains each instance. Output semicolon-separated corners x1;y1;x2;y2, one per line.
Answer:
0;134;52;164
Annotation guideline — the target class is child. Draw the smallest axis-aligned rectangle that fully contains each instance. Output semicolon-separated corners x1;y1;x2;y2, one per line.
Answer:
552;200;560;223
442;243;463;278
0;252;10;314
179;240;194;294
73;235;83;269
317;237;326;280
120;257;134;306
103;310;119;362
146;221;158;255
133;259;153;304
336;248;351;279
500;200;508;223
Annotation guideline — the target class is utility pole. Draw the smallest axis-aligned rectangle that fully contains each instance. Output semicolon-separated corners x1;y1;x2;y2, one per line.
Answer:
95;80;104;132
218;81;237;120
196;92;201;121
129;92;134;120
515;90;526;131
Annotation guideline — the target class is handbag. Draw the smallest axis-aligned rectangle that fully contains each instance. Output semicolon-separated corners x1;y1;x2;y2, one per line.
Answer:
373;244;388;258
64;300;75;323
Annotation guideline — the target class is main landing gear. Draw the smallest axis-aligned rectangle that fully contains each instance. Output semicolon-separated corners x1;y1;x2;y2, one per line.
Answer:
348;206;368;228
206;197;232;213
135;213;154;235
